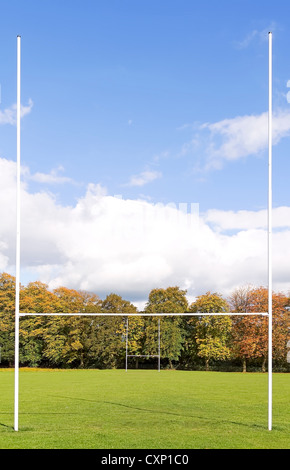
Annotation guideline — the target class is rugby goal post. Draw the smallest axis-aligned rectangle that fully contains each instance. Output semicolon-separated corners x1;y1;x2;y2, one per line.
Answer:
125;317;161;372
13;33;273;432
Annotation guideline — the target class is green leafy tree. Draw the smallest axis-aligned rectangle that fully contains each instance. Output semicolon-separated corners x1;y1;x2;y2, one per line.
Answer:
42;288;102;368
189;292;232;371
144;287;188;368
0;273;16;366
89;293;139;369
145;287;188;314
43;315;100;368
18;281;60;366
126;315;146;369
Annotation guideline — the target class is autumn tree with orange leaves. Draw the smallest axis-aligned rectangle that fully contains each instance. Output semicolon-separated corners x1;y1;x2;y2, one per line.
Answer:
42;287;102;368
230;286;289;372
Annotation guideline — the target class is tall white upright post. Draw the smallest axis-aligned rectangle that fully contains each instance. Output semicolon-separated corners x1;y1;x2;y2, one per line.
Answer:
158;319;160;372
125;317;128;372
14;35;21;432
268;31;273;432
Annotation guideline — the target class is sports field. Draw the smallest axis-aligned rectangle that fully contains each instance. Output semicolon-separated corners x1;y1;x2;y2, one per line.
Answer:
0;368;289;449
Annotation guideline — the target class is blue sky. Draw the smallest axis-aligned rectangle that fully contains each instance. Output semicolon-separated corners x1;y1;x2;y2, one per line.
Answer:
0;1;289;304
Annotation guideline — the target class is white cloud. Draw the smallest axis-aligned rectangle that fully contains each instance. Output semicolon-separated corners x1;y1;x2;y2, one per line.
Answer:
0;157;289;306
199;109;290;170
0;99;33;125
236;30;259;49
205;207;290;231
125;170;162;187
235;24;277;50
25;165;76;185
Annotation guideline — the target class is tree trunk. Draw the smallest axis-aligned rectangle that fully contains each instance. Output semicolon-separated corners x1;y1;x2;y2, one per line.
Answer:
262;357;266;373
205;358;209;371
135;358;139;369
80;353;84;368
169;359;173;369
242;357;247;373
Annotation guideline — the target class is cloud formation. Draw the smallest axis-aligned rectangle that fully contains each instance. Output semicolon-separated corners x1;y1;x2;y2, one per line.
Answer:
24;165;76;185
125;170;162;187
235;23;277;49
187;109;290;170
0;99;33;125
205;207;290;231
0;157;289;307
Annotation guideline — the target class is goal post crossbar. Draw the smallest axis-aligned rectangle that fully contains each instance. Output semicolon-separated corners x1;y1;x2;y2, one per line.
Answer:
127;355;160;358
18;312;268;317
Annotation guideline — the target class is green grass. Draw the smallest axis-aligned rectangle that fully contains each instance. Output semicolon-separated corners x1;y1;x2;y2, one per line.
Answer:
0;368;289;449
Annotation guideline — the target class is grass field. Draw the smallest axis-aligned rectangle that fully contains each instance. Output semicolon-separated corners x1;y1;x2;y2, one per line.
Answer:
0;368;289;449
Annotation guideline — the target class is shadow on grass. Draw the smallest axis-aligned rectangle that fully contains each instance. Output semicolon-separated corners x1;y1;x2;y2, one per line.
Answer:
49;394;266;430
0;424;34;432
104;400;266;430
0;422;13;430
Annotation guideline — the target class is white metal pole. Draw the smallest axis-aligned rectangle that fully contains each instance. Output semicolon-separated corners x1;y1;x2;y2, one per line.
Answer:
14;35;21;432
158;319;160;372
268;31;273;432
125;317;128;372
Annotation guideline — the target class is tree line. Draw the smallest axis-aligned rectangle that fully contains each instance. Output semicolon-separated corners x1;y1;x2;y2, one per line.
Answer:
0;272;289;372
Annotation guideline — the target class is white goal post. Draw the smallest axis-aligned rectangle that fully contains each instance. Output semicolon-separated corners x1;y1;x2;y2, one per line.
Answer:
125;317;161;372
13;33;273;432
